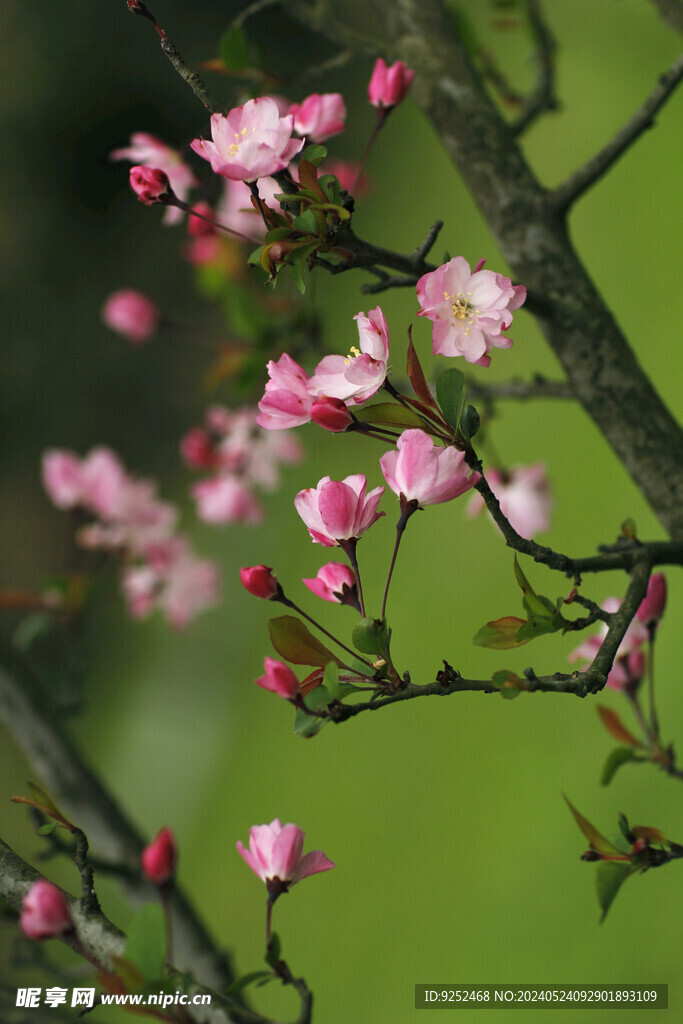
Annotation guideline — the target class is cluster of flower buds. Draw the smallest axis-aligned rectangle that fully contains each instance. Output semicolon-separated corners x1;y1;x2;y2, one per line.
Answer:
181;406;302;525
569;574;667;691
42;447;219;627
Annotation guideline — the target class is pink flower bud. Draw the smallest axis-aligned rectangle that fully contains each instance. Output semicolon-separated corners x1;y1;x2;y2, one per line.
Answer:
20;881;71;941
368;58;414;110
295;474;385;547
636;573;667;627
380;429;479;507
129;165;172;205
101;289;160;344
310;396;353;432
289;93;346;142
141;827;177;884
303;562;356;604
237;819;334;895
626;649;646;687
255;657;299;699
180;428;216;469
240;565;279;599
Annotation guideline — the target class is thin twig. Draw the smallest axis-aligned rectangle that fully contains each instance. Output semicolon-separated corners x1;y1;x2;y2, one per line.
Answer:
510;0;558;136
552;54;683;212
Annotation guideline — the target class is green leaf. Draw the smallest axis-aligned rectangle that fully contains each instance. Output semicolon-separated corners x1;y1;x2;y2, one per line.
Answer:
601;747;646;786
301;144;327;165
294;684;333;737
473;616;529;649
323;661;340;701
513;556;552;617
353;402;426;430
37;822;57;836
287;260;306;294
219;26;252;70
268;616;343;668
435;368;467;431
293;209;319;233
13;612;52;652
459;403;480;439
124;904;167;982
515;615;559;642
596;861;631;922
227;971;273;995
563;795;625;857
352;618;389;657
491;669;525;700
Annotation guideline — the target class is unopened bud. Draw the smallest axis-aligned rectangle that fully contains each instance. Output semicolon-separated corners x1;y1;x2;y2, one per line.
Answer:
141;827;177;884
240;565;279;600
130;166;172;206
310;396;353;433
20;881;71;941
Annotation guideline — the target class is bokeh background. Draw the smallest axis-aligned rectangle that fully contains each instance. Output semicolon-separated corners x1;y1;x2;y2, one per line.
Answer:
1;1;682;1021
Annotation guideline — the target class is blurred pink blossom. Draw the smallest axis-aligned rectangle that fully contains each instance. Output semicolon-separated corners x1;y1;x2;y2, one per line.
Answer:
368;58;414;110
467;463;552;539
141;828;177;884
636;572;667;627
101;289;160;344
20;881;71;941
111;132;198;225
289;93;346;142
569;596;649;691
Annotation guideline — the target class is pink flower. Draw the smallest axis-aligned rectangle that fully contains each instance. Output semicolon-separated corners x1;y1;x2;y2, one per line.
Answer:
256;353;316;430
636;573;667;627
42;451;85;509
101;289;160;344
416;257;526;366
180;428;216;469
111;132;198;225
240;565;279;600
141;828;177;884
303;562;357;604
20;881;71;941
124;537;220;629
190;98;304;182
569;597;649;691
380;429;479;507
308;307;390;405
192;475;263;524
368;58;414;110
42;447;128;519
129;165;172;205
214;177;281;240
255;657;299;700
295;474;385;547
310;396;353;432
237;819;334;896
289;93;346;142
467;463;552;539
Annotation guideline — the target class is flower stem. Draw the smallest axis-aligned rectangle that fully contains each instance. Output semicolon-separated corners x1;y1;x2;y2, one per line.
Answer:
168;195;262;244
266;898;273;949
340;539;366;618
628;691;655;750
647;625;659;740
381;502;416;619
352;110;388;193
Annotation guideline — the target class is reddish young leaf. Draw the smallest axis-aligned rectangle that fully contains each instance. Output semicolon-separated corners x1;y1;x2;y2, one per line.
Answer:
406;327;438;409
596;705;642;748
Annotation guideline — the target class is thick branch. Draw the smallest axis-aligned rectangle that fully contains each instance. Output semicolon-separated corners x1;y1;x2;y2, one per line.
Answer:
553;54;683;212
297;0;683;539
467;375;574;405
648;0;683;35
0;665;234;994
0;838;270;1024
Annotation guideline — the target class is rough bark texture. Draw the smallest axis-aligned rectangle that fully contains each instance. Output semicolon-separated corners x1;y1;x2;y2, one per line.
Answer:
303;0;683;539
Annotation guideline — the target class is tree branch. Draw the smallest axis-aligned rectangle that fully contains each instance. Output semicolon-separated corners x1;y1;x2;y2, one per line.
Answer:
553;54;683;212
510;0;558;136
467;375;574;405
648;0;683;35
0;664;235;994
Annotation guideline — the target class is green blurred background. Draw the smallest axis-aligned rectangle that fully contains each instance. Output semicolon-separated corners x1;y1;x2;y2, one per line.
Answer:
1;1;681;1021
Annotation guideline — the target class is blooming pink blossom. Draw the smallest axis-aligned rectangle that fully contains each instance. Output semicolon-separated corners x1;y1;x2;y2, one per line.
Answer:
20;881;71;941
111;132;198;225
417;257;526;366
636;573;667;627
368;58;414;110
141;828;177;884
237;819;334;893
255;657;299;700
240;565;279;600
256;353;316;429
289;93;346;142
569;597;649;691
303;562;357;604
191;98;303;182
42;447;127;519
308;307;390;404
101;289;160;345
310;396;353;432
192;475;263;525
214;177;281;241
129;165;172;205
467;463;552;539
123;536;220;629
295;474;385;547
380;429;479;507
